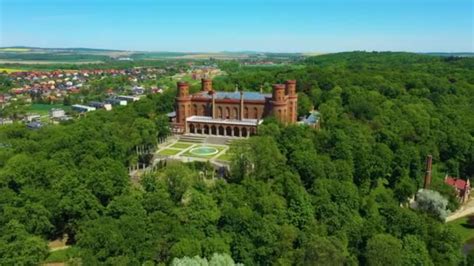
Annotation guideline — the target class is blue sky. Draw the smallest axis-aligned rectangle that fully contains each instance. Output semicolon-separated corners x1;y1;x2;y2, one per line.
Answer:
0;0;472;52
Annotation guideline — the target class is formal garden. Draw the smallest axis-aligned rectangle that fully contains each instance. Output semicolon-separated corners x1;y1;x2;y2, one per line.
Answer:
157;141;230;161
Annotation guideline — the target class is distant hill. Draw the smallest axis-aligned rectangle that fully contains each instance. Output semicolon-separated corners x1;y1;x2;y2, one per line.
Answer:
0;46;126;53
0;46;305;63
422;52;474;57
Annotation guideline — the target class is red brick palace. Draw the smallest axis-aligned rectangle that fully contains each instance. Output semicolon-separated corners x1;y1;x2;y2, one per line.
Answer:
170;78;298;137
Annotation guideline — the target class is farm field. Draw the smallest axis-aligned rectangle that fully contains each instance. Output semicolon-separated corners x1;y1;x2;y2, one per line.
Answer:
0;59;104;65
0;48;31;52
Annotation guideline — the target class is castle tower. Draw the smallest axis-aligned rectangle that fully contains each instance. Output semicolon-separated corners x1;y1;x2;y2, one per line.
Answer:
201;78;212;91
176;81;191;130
271;84;288;123
285;80;297;123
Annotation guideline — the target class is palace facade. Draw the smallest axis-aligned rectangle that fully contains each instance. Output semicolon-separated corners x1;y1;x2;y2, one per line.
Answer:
170;78;298;137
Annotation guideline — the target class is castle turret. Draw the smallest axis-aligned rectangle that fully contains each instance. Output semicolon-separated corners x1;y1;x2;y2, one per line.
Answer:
201;78;212;91
177;81;189;98
285;80;296;96
285;80;297;123
271;84;287;123
176;82;191;131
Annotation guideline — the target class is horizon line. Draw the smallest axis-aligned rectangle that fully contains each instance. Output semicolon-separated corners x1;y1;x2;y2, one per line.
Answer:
1;46;473;54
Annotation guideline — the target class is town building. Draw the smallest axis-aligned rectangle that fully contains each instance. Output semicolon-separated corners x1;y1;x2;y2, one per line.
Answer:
132;86;145;95
171;78;298;137
27;121;43;129
88;101;112;111
105;98;127;106
117;95;140;103
72;104;96;113
49;108;66;119
445;175;471;203
25;113;41;122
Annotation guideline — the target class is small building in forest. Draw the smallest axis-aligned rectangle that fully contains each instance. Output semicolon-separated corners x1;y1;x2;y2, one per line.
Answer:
444;175;471;203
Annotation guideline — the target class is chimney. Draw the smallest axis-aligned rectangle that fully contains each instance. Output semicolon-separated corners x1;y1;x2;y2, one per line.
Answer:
201;78;212;91
423;155;433;189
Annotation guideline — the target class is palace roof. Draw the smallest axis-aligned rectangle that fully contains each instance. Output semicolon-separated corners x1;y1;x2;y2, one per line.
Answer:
193;91;271;101
186;115;263;126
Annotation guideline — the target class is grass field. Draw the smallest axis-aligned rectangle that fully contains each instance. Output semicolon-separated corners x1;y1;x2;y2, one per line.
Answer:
0;67;24;73
157;148;182;156
448;216;474;242
27;103;70;115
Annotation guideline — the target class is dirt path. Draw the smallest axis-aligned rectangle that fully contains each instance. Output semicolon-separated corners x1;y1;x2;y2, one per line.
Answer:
446;197;474;222
49;245;70;252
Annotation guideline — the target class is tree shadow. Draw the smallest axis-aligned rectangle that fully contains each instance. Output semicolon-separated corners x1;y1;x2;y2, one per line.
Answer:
461;215;474;229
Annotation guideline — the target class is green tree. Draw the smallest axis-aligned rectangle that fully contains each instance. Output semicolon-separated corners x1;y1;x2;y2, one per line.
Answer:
297;92;313;117
401;235;433;266
0;220;48;265
365;234;402;266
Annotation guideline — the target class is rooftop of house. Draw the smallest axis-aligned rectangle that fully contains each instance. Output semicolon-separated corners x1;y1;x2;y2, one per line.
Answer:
193;91;271;101
445;176;470;190
27;121;43;129
302;110;320;125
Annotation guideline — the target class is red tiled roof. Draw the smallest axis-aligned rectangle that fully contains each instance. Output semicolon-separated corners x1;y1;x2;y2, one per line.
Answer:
445;177;469;190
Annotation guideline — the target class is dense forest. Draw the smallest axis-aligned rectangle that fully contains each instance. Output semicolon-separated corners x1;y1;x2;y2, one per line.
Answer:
0;52;473;265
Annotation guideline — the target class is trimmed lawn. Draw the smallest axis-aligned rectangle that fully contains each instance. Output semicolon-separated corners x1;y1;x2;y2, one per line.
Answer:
157;148;182;156
448;216;474;242
170;142;195;149
216;152;232;162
